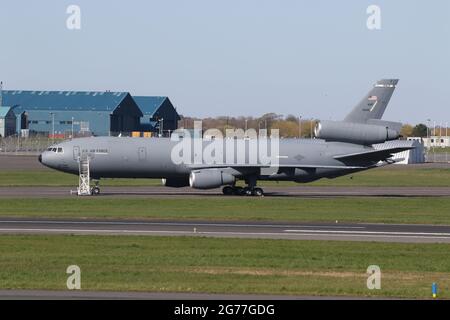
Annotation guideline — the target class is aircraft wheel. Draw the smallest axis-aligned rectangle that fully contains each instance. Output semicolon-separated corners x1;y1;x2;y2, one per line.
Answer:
252;188;264;197
91;187;101;196
222;186;234;196
233;187;244;196
243;187;253;196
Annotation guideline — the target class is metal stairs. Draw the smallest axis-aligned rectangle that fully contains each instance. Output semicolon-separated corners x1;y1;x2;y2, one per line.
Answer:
77;155;91;196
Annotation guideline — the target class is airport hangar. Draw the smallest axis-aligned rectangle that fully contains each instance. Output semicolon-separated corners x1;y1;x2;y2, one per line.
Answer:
0;106;17;138
1;90;181;137
134;96;181;135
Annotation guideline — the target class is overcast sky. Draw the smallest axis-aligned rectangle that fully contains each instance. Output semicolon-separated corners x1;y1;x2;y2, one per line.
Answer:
0;0;449;124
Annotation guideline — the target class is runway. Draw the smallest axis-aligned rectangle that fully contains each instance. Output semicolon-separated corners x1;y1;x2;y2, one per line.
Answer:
0;290;371;300
0;289;389;300
1;218;450;243
1;185;450;198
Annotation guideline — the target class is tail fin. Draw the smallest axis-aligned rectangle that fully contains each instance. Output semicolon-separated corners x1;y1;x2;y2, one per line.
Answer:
344;79;399;123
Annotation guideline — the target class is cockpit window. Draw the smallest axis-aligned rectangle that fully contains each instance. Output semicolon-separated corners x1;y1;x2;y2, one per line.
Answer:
47;147;64;153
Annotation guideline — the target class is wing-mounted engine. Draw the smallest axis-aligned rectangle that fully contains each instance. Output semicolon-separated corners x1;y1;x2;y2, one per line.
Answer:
189;169;236;189
314;120;400;145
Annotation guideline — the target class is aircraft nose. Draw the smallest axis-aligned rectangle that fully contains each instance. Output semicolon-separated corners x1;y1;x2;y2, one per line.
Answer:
38;154;42;163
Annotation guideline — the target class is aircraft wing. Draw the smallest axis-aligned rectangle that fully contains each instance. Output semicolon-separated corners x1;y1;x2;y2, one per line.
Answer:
333;146;414;162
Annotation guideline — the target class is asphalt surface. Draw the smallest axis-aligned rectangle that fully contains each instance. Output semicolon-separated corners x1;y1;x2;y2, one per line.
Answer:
0;154;44;171
0;290;393;300
2;185;450;198
2;218;450;243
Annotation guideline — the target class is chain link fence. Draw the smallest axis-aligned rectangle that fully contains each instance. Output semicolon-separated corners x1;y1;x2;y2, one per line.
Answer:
0;131;149;155
0;134;67;155
425;151;450;163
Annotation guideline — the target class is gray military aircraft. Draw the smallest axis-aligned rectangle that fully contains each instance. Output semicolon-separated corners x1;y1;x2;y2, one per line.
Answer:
40;79;411;196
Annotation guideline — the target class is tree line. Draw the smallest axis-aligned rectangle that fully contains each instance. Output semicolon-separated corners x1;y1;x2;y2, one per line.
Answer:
179;114;441;138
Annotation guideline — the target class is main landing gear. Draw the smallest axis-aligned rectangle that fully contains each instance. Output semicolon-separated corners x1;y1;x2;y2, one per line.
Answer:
222;176;264;197
222;186;264;197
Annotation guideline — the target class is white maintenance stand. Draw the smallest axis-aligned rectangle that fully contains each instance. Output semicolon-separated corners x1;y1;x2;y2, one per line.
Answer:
77;156;91;196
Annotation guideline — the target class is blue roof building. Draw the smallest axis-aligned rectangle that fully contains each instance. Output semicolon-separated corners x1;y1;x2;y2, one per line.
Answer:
132;96;181;135
2;90;143;136
0;106;17;137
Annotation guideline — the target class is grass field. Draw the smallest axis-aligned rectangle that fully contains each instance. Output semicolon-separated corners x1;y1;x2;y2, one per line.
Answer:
1;235;449;298
428;147;450;154
0;171;162;187
1;197;450;225
0;166;449;187
1;165;449;299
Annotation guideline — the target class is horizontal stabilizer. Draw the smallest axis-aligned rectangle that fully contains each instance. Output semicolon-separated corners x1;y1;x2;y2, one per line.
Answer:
334;146;414;162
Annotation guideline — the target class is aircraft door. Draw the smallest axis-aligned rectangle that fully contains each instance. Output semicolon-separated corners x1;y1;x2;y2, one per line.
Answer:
73;146;80;160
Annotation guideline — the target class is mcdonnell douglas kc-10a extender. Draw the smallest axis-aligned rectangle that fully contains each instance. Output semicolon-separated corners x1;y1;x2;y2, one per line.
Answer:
40;79;412;196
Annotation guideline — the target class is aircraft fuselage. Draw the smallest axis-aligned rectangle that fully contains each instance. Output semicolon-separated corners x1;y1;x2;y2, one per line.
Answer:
40;136;375;183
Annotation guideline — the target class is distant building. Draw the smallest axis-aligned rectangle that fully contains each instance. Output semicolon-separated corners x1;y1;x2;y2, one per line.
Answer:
2;90;143;136
419;136;450;149
407;137;424;143
132;96;181;136
0;106;17;137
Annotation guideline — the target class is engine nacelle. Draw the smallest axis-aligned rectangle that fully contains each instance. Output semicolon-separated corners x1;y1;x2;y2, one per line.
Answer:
314;120;400;145
189;169;236;190
162;177;190;188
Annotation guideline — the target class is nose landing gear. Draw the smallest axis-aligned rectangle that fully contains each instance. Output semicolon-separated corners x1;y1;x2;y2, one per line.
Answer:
91;181;101;196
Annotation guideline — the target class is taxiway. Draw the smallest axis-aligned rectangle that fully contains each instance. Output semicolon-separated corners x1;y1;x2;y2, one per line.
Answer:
1;218;450;243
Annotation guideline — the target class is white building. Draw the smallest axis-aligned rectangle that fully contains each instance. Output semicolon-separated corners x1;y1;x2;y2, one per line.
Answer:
418;136;450;149
374;139;425;164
